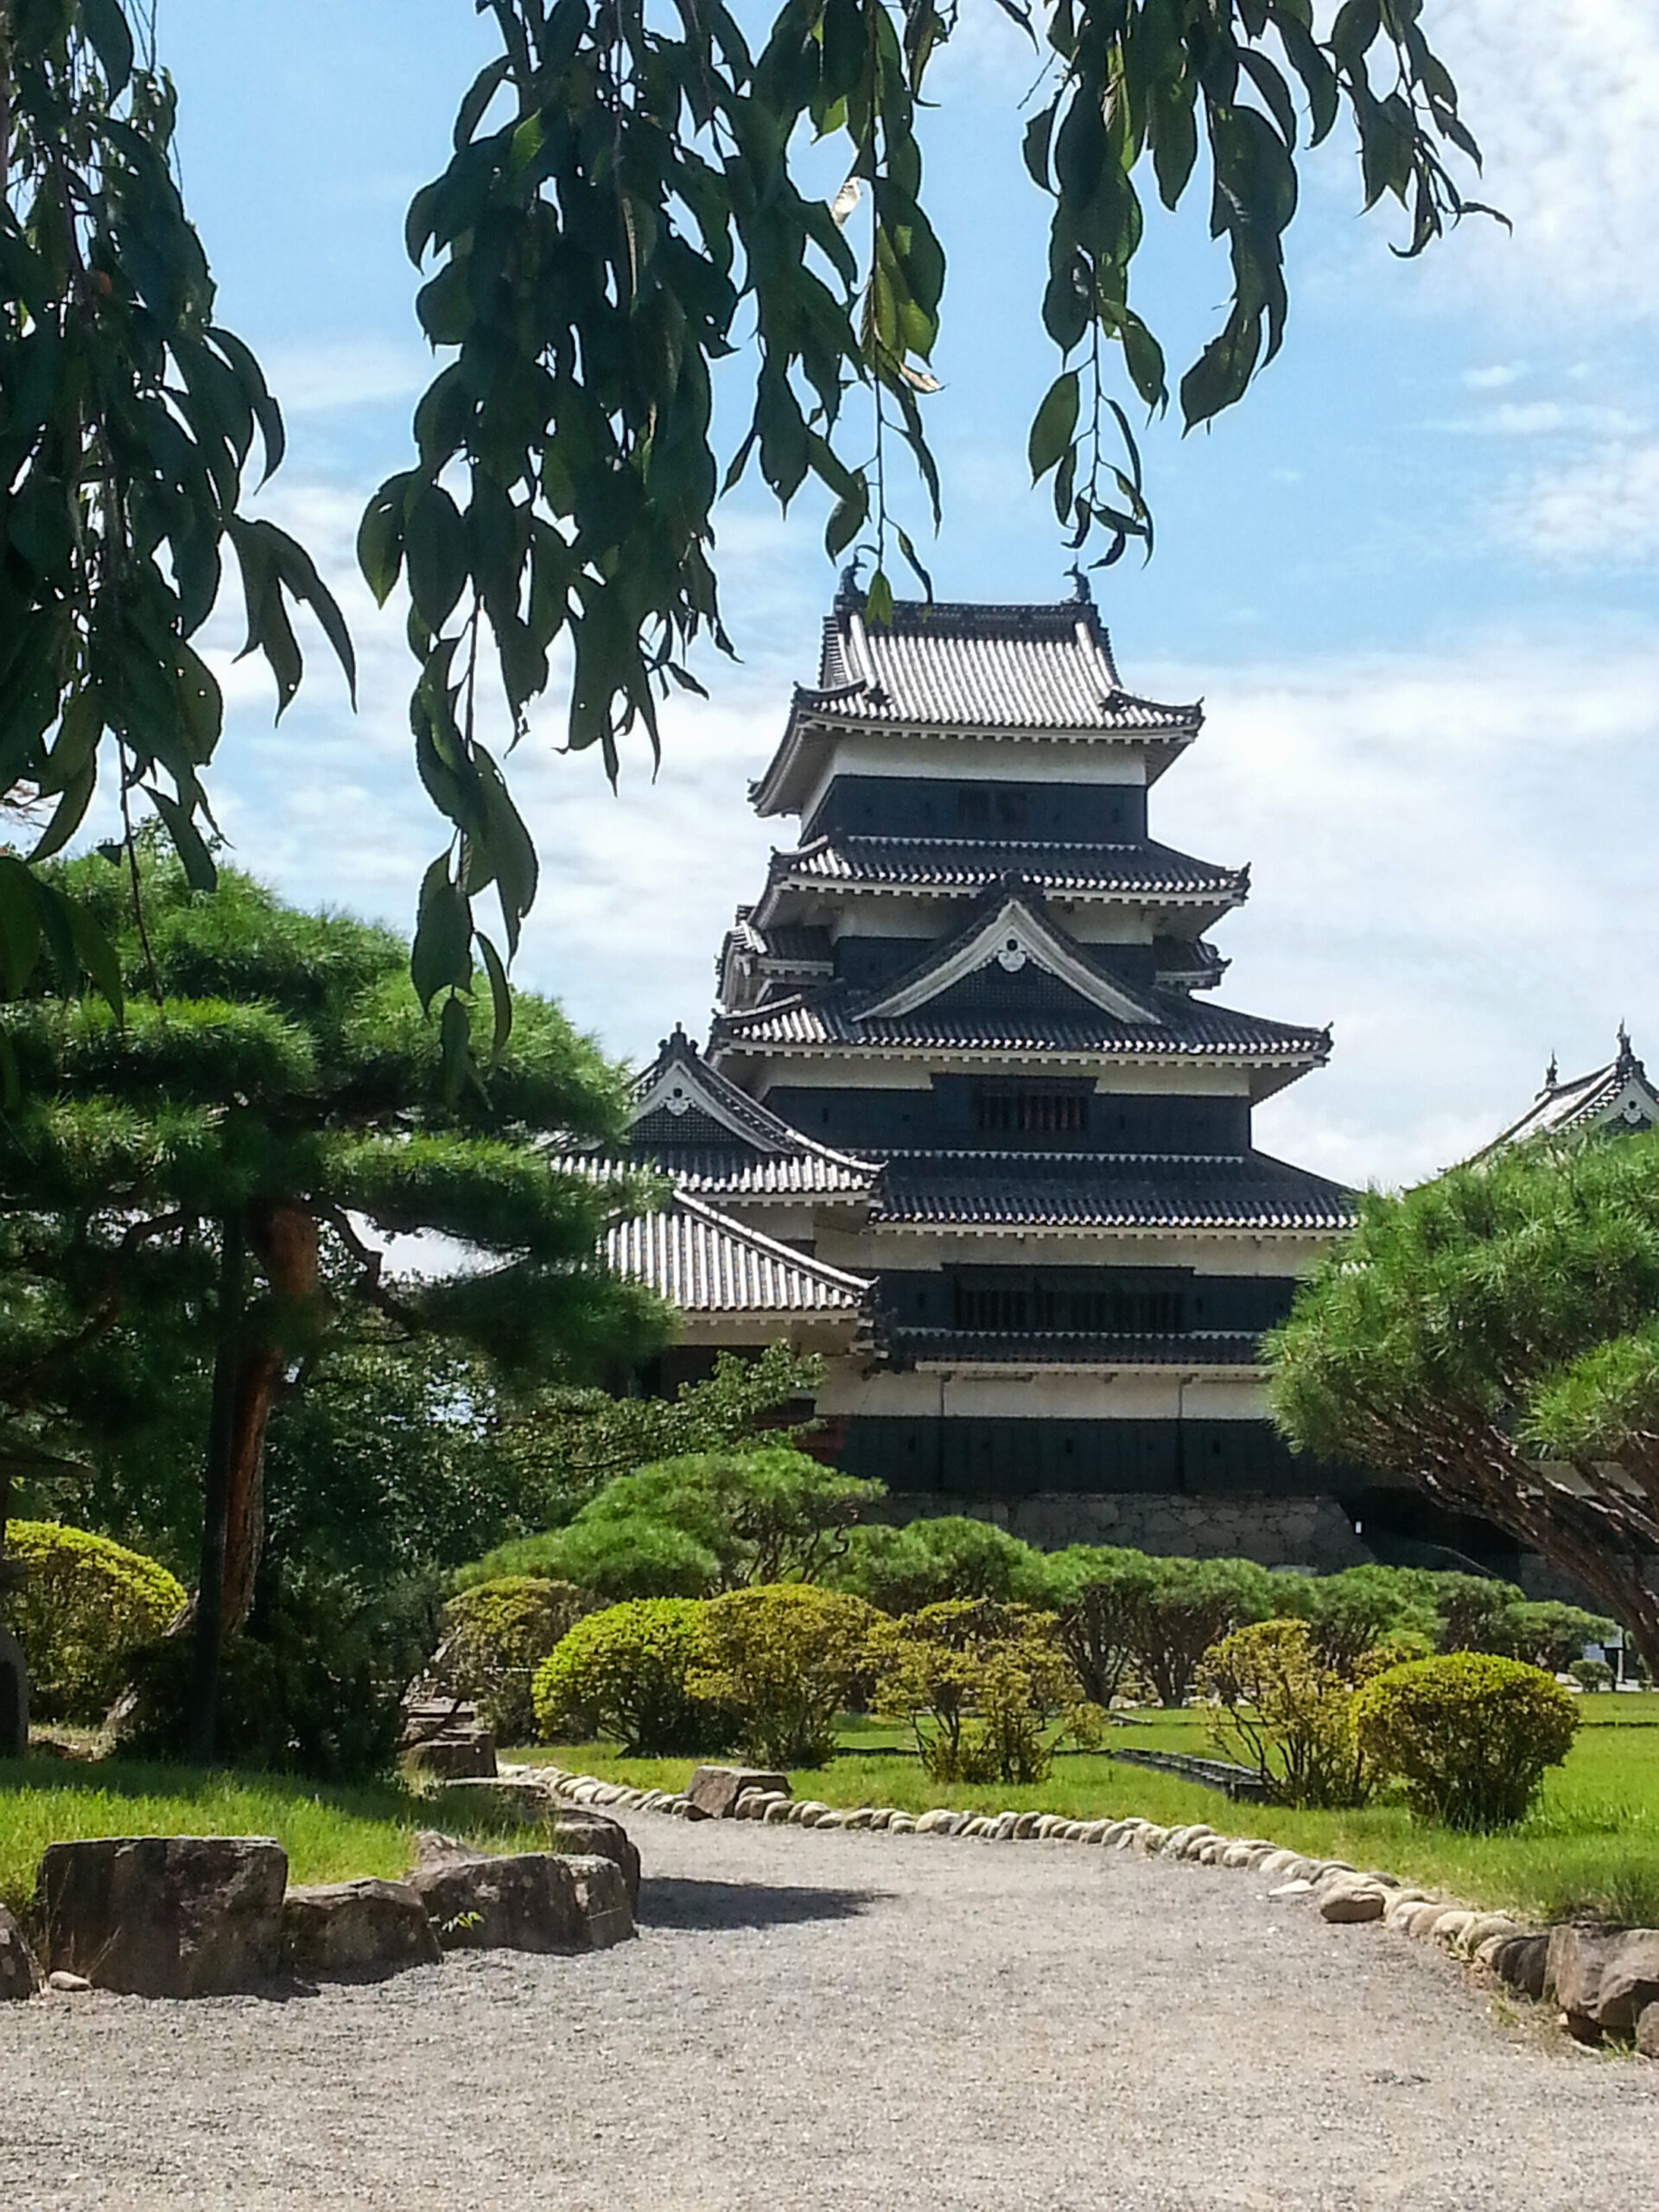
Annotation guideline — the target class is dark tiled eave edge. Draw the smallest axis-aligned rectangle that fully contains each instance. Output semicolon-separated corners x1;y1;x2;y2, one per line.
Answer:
761;836;1246;903
885;1328;1265;1368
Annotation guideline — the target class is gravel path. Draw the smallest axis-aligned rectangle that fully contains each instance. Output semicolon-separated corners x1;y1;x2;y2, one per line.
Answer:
1;1812;1653;2211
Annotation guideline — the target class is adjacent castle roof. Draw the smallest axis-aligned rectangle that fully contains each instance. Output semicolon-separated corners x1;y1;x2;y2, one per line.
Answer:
1478;1027;1659;1155
753;835;1246;916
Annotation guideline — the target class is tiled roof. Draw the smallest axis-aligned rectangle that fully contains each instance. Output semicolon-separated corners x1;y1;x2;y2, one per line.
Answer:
762;836;1245;904
1478;1032;1659;1156
625;1026;876;1191
872;1149;1356;1231
803;594;1200;734
607;1190;869;1314
884;1326;1264;1367
590;1146;878;1198
711;989;1332;1064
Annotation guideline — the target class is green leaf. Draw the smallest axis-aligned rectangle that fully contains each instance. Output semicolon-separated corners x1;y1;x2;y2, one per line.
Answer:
359;475;412;607
406;483;471;632
439;990;473;1106
411;855;473;1012
865;568;894;627
144;786;219;893
81;0;135;98
1027;369;1080;481
28;758;96;863
0;858;43;997
478;931;514;1064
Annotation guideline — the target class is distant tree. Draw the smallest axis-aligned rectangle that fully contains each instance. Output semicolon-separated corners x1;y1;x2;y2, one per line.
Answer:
1268;1134;1659;1678
533;1445;885;1599
830;1515;1049;1613
483;1342;828;1529
1040;1545;1164;1706
1129;1556;1277;1707
0;849;665;1753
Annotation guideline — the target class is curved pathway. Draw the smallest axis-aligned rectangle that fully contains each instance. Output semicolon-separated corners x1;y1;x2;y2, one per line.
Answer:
0;1810;1653;2209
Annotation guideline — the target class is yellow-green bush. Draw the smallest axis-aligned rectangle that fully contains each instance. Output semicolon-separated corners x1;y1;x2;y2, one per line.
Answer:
531;1598;731;1756
1352;1652;1580;1829
690;1584;879;1768
867;1599;1090;1784
9;1521;186;1723
439;1577;587;1745
1197;1617;1371;1809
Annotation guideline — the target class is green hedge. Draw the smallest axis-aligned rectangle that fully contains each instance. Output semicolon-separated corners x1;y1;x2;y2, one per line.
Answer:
1353;1652;1580;1829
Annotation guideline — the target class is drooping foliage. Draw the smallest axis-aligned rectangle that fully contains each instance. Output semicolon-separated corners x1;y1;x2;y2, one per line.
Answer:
0;2;351;1010
0;848;667;1754
1196;1616;1372;1808
1268;1133;1659;1676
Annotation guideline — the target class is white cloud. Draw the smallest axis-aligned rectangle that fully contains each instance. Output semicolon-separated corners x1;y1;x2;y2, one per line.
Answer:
1491;431;1659;567
1146;627;1659;1188
1462;364;1527;391
258;338;429;416
1422;0;1659;319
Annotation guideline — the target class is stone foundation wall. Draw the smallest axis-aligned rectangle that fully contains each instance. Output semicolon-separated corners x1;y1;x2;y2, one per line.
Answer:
880;1489;1370;1572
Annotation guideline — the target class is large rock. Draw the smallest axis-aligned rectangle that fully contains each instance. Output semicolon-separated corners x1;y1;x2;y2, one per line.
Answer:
281;1878;441;1983
1637;2000;1659;2060
0;1904;41;1999
685;1765;791;1820
408;1837;633;1954
36;1836;286;1998
1547;1925;1659;2036
429;1791;642;1909
1488;1932;1550;2000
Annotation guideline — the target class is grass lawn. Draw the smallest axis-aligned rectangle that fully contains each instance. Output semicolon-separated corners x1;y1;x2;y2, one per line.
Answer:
0;1755;556;1923
518;1694;1659;1926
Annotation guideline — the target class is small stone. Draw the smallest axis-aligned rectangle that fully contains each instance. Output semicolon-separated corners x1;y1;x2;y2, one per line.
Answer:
960;1816;988;1838
792;1802;830;1827
1490;1933;1549;1998
915;1809;959;1835
1319;1885;1387;1924
1012;1812;1042;1840
1459;1912;1519;1955
1077;1821;1110;1845
47;1969;92;1993
1033;1815;1068;1840
1196;1839;1224;1866
1636;1999;1659;2060
1268;1878;1316;1900
1256;1850;1300;1881
762;1801;794;1824
1401;1903;1446;1939
1134;1826;1169;1855
867;1808;895;1831
989;1813;1020;1840
887;1813;917;1834
814;1809;847;1829
841;1808;874;1831
1222;1842;1256;1869
1431;1910;1475;1946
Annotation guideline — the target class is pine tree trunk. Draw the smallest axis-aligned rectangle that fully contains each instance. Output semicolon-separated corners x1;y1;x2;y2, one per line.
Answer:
188;1199;322;1763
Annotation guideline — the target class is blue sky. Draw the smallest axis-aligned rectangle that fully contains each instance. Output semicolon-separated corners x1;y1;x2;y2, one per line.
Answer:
149;0;1658;1186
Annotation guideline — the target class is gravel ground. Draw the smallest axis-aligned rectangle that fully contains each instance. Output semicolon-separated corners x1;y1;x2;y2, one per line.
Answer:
1;1812;1654;2212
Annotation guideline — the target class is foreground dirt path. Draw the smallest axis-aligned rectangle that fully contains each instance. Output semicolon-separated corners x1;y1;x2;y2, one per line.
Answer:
1;1810;1653;2211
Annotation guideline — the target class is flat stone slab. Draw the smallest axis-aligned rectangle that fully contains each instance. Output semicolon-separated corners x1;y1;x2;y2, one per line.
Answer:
36;1835;287;1998
282;1879;441;1984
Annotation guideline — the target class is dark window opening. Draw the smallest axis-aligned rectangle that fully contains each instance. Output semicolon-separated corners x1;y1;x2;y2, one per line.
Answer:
955;787;990;827
995;789;1027;827
973;1087;1090;1136
951;1280;1185;1335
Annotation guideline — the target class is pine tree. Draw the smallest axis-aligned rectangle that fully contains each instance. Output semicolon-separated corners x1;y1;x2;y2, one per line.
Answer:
0;846;666;1753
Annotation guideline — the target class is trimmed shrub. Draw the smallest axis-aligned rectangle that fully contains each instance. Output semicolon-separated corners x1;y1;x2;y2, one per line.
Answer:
690;1584;880;1768
1568;1656;1614;1694
8;1520;186;1722
1197;1618;1372;1809
531;1599;731;1755
867;1599;1091;1784
830;1516;1050;1614
1352;1652;1580;1829
1039;1546;1163;1707
1130;1555;1277;1707
438;1577;588;1745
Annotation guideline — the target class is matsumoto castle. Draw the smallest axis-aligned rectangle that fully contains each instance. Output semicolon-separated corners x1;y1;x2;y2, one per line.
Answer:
597;577;1659;1577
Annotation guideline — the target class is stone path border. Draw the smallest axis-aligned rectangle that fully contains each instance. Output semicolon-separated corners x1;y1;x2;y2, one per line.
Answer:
511;1759;1640;2049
